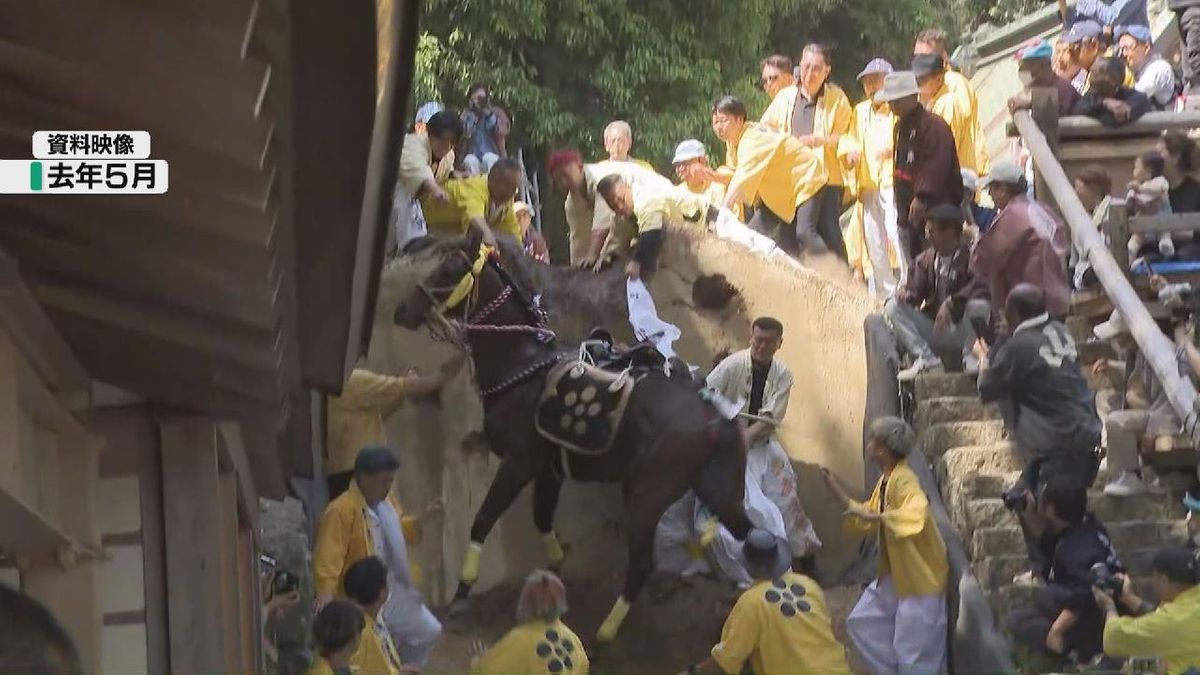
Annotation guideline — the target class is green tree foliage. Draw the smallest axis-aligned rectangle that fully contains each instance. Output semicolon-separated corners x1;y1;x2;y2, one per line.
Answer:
414;0;1038;172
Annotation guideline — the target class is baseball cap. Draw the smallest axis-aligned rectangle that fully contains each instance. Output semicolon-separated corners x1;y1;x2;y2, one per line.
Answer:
980;159;1025;188
857;58;894;80
1062;20;1103;45
911;53;946;78
672;139;707;165
874;71;921;103
1151;546;1200;585
514;201;533;216
1018;40;1054;61
1118;24;1153;44
414;101;443;125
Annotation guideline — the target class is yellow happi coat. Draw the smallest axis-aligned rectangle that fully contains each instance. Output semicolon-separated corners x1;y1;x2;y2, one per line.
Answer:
313;482;422;596
840;99;899;280
760;84;854;189
718;123;826;223
943;69;990;176
925;80;988;176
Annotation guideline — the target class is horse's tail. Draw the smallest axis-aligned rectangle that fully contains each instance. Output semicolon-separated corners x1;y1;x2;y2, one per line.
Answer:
694;418;752;540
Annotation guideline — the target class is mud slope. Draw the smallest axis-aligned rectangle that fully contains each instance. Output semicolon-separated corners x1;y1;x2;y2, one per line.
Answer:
368;225;875;607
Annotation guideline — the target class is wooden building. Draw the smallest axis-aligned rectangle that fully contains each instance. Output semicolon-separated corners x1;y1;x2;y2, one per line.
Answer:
0;0;419;671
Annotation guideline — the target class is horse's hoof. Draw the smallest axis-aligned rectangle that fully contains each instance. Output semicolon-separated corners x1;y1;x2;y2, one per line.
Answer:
448;598;470;619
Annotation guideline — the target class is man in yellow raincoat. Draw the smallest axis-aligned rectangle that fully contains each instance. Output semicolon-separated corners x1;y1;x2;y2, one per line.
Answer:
595;173;711;279
842;58;903;297
914;53;988;176
421;158;525;245
821;417;949;675
914;29;990;174
708;96;826;255
759;44;853;260
672;139;726;205
315;447;443;669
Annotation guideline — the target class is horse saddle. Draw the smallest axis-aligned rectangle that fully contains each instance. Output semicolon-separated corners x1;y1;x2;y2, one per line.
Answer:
578;328;666;372
534;356;639;456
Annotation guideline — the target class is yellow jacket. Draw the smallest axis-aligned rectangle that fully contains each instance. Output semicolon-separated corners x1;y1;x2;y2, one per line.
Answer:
471;620;589;675
844;202;899;281
602;181;708;258
353;612;405;675
679;179;726;204
313;482;422;596
841;99;896;196
845;459;948;597
421;176;521;239
943;70;990;176
720;123;826;223
1103;584;1200;674
760;84;854;187
926;81;986;175
326;368;412;475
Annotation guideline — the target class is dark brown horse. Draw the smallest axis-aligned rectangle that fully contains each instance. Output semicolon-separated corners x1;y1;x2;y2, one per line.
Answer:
393;230;752;643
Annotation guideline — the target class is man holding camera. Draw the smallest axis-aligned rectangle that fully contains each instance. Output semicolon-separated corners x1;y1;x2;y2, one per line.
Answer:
977;284;1102;569
1093;545;1200;673
1007;479;1125;667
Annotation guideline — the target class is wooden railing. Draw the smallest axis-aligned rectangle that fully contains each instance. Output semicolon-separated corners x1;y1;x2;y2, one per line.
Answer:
1013;110;1200;459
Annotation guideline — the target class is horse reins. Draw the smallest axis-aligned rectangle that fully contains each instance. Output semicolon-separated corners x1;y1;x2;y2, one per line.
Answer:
423;243;561;399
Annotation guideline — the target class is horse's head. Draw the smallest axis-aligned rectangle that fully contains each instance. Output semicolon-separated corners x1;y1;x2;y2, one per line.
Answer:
392;229;492;330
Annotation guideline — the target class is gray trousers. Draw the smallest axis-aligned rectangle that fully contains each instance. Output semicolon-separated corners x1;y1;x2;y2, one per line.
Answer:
884;296;991;362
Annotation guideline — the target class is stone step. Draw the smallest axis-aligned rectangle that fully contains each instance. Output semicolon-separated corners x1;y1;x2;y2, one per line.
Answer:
914;371;978;400
914;396;1001;433
963;490;1183;536
936;443;1021;485
977;547;1163;592
972;520;1189;560
921;420;1007;461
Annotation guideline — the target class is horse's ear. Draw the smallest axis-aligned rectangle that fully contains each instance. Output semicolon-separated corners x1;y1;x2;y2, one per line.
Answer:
465;225;485;256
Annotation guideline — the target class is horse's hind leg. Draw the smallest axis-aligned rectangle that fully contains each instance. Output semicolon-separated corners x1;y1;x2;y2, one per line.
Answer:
596;475;678;644
532;476;565;571
453;458;531;609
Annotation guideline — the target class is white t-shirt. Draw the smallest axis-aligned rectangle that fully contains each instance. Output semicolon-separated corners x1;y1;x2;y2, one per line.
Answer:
1134;55;1177;108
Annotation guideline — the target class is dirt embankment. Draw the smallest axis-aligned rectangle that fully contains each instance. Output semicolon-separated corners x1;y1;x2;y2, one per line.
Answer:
367;227;877;670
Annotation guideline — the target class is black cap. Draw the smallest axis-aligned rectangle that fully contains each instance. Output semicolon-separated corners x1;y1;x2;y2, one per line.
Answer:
911;53;946;78
1152;546;1200;585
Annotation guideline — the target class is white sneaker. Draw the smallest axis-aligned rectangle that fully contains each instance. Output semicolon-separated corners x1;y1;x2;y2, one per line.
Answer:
1104;471;1148;497
898;356;942;382
1160;236;1177;258
1012;570;1042;587
962;352;980;376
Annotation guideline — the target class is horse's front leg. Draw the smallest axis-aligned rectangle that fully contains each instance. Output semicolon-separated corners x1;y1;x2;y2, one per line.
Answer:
532;475;566;571
451;457;532;613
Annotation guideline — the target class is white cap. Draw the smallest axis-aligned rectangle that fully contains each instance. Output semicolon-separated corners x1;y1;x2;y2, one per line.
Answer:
672;139;707;165
514;201;533;216
1093;309;1128;341
873;71;920;104
961;169;979;193
980;159;1025;188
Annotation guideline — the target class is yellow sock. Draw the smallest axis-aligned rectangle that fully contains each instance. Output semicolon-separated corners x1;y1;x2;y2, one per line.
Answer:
597;596;631;644
542;531;565;565
461;541;483;584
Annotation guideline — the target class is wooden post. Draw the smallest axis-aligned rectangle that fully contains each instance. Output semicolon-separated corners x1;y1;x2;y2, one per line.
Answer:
1105;200;1131;275
1029;86;1060;205
1014;111;1200;461
160;417;226;675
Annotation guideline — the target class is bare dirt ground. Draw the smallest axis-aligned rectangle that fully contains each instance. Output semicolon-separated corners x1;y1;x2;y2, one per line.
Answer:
425;571;864;674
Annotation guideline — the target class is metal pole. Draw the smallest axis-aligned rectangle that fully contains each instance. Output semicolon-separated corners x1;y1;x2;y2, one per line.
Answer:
1013;111;1200;456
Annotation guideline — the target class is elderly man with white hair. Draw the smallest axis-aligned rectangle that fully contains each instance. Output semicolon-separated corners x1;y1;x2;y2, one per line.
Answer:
822;417;949;675
603;120;655;170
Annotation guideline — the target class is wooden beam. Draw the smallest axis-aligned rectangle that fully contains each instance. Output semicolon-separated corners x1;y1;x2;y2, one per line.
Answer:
30;280;282;371
0;251;90;404
160;417;226;675
0;41;269;171
1129;213;1200;235
1057;112;1200;140
44;310;286;416
216;422;261;540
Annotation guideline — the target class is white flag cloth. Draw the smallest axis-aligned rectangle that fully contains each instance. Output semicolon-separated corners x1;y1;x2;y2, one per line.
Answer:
626;278;681;359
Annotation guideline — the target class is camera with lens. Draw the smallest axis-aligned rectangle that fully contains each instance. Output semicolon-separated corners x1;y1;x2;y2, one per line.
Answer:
1090;562;1123;595
1002;485;1029;511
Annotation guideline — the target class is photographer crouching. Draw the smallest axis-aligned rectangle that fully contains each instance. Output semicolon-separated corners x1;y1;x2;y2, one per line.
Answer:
1006;479;1127;669
1092;545;1200;673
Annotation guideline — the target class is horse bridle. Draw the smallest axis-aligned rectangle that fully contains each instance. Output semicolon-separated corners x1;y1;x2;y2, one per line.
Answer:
418;242;561;398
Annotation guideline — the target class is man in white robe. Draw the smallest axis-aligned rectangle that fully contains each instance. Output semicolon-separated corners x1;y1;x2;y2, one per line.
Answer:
390;107;460;254
699;317;822;585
